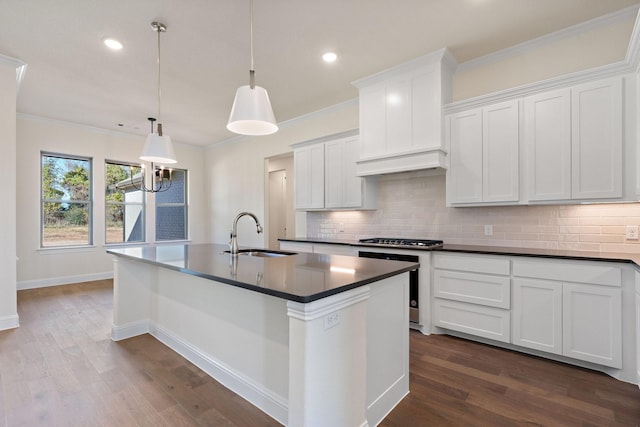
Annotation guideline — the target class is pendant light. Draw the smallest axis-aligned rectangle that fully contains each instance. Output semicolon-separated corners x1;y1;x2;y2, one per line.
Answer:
140;21;177;164
227;0;278;136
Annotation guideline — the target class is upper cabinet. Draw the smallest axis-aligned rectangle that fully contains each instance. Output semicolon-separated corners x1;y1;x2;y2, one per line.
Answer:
446;75;635;206
292;131;376;211
447;100;519;205
353;48;457;176
525;77;624;202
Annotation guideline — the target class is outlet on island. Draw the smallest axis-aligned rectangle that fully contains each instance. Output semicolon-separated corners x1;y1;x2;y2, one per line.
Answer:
626;225;639;240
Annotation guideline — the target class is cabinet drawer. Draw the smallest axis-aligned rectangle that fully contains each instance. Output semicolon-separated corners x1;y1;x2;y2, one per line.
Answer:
433;253;510;275
433;270;510;309
512;259;621;287
433;299;510;343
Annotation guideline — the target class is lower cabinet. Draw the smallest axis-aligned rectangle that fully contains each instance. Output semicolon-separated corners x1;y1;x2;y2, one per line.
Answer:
432;253;511;343
512;259;623;369
434;252;624;370
512;278;563;355
562;283;622;368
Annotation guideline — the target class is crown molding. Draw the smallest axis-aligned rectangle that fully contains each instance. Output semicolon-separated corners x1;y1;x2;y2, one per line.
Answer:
457;4;640;74
0;53;27;91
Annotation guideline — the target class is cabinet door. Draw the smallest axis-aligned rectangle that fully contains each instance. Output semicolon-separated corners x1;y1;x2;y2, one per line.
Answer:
324;139;345;209
512;278;562;355
571;78;623;199
482;100;519;202
448;108;483;203
340;136;363;208
563;283;622;368
294;144;324;209
524;89;571;201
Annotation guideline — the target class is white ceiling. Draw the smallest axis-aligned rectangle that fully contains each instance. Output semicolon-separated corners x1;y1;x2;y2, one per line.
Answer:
2;0;639;147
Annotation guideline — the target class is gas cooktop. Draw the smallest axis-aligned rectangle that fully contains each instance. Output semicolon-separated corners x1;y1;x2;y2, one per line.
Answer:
358;238;444;249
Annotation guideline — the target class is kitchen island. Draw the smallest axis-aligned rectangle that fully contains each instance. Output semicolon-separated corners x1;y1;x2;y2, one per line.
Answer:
107;243;418;427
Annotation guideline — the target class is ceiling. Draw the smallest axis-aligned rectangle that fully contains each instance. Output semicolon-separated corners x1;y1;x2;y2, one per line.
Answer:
2;0;639;147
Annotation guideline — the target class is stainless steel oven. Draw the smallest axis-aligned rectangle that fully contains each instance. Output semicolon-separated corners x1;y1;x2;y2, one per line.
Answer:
358;251;420;324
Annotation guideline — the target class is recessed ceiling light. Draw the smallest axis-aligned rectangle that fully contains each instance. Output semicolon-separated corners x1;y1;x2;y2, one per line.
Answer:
322;52;337;63
104;38;123;50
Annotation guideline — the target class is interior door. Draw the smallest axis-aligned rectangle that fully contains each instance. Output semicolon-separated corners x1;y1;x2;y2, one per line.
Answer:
268;169;287;248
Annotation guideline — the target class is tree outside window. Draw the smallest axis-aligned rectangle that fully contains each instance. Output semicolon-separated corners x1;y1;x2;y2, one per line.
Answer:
41;153;92;247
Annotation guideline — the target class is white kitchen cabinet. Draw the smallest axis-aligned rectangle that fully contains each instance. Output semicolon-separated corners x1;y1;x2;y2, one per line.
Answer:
294;143;324;210
524;88;571;201
325;135;365;209
432;252;511;343
353;48;456;176
446;99;519;205
278;241;313;253
292;131;376;211
571;78;623;199
512;258;622;369
563;283;622;368
524;78;624;202
512;278;563;355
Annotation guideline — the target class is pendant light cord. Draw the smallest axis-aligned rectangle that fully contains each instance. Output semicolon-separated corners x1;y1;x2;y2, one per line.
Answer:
156;25;162;123
249;0;255;89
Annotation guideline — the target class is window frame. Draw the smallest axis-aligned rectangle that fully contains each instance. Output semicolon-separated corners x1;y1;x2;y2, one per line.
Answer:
104;159;146;245
40;151;93;248
155;167;188;242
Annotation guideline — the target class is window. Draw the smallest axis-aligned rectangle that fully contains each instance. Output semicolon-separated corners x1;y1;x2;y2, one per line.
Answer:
156;168;187;241
105;161;145;244
41;153;92;247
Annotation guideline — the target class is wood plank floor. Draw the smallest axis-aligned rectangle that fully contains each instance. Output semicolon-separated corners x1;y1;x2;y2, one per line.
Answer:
1;280;639;426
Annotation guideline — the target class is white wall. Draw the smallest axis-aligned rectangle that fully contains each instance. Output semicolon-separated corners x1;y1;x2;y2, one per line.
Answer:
0;57;20;330
453;10;636;100
16;116;207;289
206;101;358;247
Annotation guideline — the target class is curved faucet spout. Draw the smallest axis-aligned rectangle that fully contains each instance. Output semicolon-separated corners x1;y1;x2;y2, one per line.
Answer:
229;212;263;255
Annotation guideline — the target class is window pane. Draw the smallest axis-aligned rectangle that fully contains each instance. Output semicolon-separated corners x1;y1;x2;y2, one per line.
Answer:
42;202;90;246
41;153;92;247
105;161;144;244
106;204;144;244
42;155;90;202
156;169;185;204
156;206;186;240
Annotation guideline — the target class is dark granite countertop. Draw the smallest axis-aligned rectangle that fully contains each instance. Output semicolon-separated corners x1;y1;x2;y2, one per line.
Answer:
107;243;418;303
278;238;640;267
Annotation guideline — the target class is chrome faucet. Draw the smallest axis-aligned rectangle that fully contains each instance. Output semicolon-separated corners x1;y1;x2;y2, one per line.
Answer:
229;212;263;255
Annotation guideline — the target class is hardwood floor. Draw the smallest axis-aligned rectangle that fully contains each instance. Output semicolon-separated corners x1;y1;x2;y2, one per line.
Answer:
1;280;639;426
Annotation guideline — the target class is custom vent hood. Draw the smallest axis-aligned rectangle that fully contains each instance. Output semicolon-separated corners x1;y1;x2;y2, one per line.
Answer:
352;48;457;176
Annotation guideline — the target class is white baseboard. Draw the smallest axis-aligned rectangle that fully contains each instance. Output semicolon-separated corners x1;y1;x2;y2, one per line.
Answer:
17;272;113;290
0;314;20;331
151;324;288;425
111;320;150;341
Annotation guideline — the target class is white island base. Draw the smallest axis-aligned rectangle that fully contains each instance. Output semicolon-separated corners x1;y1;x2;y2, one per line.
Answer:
110;257;410;427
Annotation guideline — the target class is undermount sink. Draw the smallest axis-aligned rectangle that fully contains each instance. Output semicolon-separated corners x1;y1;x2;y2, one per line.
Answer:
224;249;297;258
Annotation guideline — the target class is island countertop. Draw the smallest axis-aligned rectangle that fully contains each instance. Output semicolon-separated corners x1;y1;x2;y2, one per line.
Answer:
107;243;418;303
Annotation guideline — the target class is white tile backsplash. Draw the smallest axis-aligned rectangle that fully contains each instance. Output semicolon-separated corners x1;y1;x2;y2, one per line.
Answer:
306;171;640;254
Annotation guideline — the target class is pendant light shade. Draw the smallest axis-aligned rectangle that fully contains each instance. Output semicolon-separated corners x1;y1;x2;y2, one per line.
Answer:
227;84;277;135
140;123;177;164
227;0;278;136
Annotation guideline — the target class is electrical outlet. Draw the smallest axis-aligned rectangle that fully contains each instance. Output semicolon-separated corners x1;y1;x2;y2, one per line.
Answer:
339;223;344;233
324;311;341;330
484;225;493;236
626;225;639;240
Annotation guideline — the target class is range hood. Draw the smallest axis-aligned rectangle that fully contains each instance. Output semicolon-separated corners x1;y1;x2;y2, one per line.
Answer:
353;48;457;176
